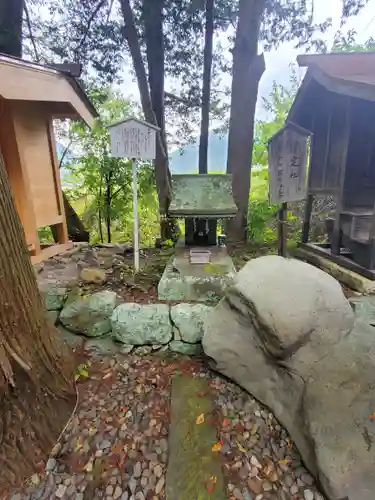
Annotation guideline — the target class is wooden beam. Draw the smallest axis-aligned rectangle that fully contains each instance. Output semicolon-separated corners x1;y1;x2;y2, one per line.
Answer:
278;202;287;256
331;97;351;255
302;194;313;243
30;242;73;264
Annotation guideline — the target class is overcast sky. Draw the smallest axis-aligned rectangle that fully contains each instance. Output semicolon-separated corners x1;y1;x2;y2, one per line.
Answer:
119;0;375;120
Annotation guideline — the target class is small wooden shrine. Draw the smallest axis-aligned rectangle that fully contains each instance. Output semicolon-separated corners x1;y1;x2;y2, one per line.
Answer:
158;174;237;300
0;55;98;264
169;174;237;248
287;52;375;278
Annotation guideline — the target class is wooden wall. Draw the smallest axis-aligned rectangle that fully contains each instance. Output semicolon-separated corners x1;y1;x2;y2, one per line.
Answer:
11;101;64;228
308;91;350;195
0;98;40;251
343;97;375;209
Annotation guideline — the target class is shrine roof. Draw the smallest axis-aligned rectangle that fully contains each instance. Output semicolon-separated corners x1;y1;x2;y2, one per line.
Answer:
0;54;98;126
169;174;237;219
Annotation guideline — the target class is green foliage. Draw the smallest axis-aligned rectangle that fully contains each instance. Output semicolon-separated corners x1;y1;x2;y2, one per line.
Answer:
331;28;375;53
64;88;159;245
253;66;299;167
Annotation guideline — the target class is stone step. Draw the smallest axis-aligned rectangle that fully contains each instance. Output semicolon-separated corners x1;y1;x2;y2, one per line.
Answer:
166;375;225;500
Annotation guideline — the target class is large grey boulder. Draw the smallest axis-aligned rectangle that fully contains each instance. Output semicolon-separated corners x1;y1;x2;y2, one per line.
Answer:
60;291;117;337
111;303;172;345
203;255;375;500
170;303;211;343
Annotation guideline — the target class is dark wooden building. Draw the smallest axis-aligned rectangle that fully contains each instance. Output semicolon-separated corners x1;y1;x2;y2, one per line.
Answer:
287;52;375;276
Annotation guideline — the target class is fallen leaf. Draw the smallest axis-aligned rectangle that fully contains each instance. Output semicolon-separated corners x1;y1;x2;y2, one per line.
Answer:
206;475;217;494
112;443;123;454
75;436;83;452
370;412;375;422
83;458;93;472
251;423;258;436
222;417;231;427
235;439;247;453
279;459;291;465
199;391;207;397
102;372;112;380
212;440;222;452
196;413;205;425
89;424;96;437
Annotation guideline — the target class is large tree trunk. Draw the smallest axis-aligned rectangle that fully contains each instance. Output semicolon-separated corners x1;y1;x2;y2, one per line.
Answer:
198;0;214;174
142;0;175;240
0;152;75;495
0;0;24;56
226;0;266;241
120;0;171;219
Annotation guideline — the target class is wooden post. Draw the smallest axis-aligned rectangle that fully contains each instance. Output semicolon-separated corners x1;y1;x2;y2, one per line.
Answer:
278;202;287;256
331;98;351;256
302;194;313;243
132;158;140;272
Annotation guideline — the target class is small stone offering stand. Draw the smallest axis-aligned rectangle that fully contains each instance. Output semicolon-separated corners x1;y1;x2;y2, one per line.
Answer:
158;174;238;302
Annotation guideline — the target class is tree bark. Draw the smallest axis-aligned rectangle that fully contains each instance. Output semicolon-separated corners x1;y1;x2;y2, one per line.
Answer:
0;0;24;56
120;0;171;217
226;0;266;241
0;152;75;495
198;0;214;175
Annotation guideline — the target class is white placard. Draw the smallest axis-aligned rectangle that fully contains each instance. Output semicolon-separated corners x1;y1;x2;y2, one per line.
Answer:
268;126;308;204
107;117;159;272
109;118;157;160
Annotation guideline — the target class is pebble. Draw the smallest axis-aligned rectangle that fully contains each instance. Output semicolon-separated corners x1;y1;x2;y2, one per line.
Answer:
290;484;299;495
45;458;56;472
55;484;67;498
304;490;314;500
114;485;123;499
154;464;163;478
233;488;243;499
133;461;142;478
250;455;262;469
100;439;111;450
155;476;165;495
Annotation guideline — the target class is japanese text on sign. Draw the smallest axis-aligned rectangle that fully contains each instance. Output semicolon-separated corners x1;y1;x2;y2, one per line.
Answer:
268;127;308;204
109;119;157;160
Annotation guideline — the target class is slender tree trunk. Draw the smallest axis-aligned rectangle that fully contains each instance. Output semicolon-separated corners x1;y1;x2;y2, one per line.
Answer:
198;0;214;174
226;0;266;241
98;180;104;243
105;178;111;243
142;0;176;240
0;153;75;495
119;0;171;217
0;0;24;56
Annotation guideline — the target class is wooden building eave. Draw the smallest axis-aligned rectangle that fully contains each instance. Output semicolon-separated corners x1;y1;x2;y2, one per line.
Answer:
0;55;98;127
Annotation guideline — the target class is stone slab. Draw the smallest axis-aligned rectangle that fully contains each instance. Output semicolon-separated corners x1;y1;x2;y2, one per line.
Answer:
158;249;236;302
166;375;225;500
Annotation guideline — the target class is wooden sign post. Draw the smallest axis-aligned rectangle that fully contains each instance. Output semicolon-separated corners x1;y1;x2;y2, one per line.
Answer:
108;117;160;272
268;123;310;256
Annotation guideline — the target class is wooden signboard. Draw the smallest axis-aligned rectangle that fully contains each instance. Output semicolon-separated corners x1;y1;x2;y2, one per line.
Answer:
108;117;159;272
108;117;158;160
268;124;309;204
268;124;310;256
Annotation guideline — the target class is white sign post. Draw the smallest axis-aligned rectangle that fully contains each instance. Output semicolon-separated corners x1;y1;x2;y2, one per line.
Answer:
108;117;159;272
268;124;310;256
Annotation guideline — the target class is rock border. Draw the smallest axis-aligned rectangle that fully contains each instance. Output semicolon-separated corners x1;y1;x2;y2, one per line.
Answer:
42;285;210;356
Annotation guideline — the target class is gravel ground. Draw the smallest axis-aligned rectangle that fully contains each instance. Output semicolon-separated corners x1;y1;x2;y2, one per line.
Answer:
9;354;325;500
